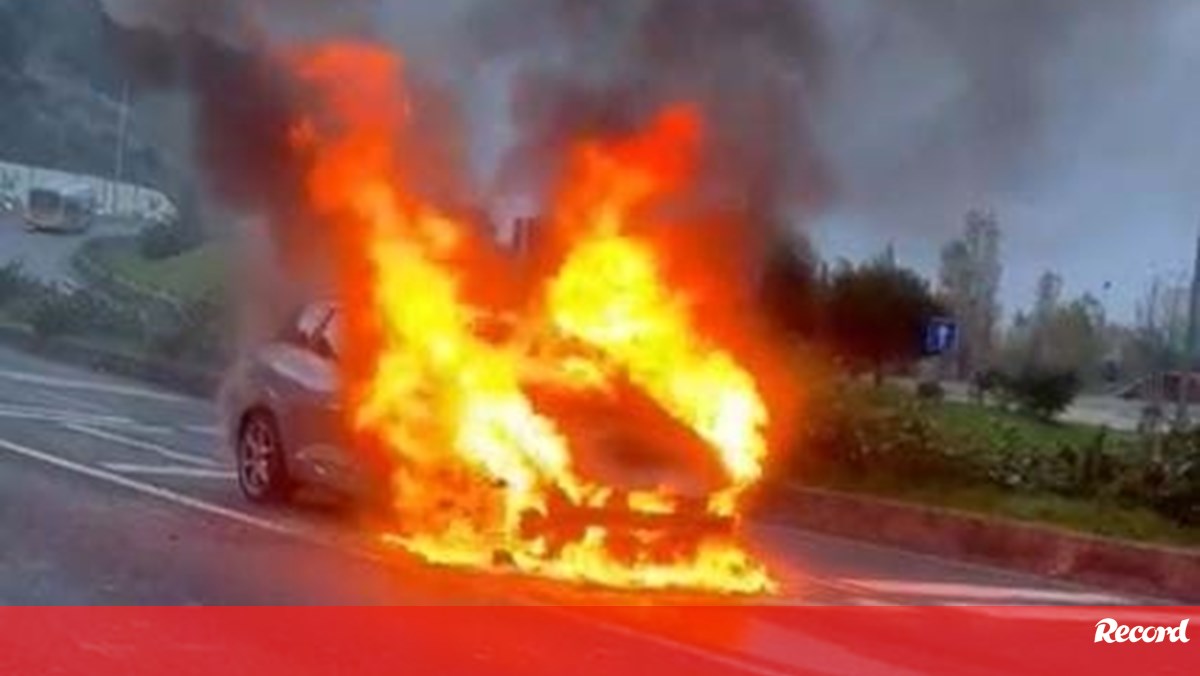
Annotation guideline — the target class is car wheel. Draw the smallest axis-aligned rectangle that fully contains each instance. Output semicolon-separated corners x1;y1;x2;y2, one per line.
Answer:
237;411;291;503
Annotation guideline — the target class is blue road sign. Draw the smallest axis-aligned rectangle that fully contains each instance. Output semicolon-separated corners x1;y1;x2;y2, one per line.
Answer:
923;317;958;356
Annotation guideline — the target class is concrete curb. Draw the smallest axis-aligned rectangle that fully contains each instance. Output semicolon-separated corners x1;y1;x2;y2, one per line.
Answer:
761;485;1200;602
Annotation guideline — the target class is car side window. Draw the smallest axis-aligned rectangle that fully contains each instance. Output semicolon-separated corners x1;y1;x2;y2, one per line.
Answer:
312;310;340;361
280;303;333;350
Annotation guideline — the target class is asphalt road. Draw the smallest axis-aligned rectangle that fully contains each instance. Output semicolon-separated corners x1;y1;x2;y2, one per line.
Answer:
0;209;133;286
0;343;1169;671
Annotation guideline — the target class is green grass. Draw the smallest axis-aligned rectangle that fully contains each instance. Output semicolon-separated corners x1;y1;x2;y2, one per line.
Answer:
932;400;1112;449
819;472;1200;548
94;242;227;303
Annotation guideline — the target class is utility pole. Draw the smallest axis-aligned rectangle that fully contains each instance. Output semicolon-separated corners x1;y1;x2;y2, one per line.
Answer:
112;80;130;215
1175;227;1200;427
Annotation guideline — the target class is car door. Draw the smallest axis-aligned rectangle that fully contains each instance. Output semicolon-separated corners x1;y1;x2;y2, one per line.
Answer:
256;303;350;491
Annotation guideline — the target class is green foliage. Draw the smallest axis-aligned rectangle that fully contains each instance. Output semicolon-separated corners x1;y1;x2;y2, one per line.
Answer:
916;380;945;401
1143;429;1200;525
137;220;205;260
149;290;231;364
1004;368;1082;420
797;381;1199;533
28;286;146;341
798;384;964;484
0;261;37;306
760;235;822;337
826;262;942;374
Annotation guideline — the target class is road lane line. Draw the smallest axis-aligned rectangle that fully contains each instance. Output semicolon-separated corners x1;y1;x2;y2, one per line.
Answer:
0;435;821;674
0;369;188;403
182;424;222;438
0;404;135;427
0;437;296;537
63;423;220;468
22;386;119;416
100;463;236;480
838;578;1128;605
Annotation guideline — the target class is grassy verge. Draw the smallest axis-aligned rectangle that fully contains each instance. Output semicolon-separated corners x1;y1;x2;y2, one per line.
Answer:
90;241;227;302
815;471;1200;548
933;400;1122;448
796;384;1200;548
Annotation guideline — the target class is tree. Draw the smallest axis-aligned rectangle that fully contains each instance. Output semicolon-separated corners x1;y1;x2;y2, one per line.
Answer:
1130;274;1190;374
759;232;822;338
826;261;943;383
999;270;1107;387
1028;270;1063;366
939;209;1002;379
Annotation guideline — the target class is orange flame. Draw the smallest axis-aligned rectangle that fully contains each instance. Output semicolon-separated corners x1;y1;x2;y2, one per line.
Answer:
289;42;776;594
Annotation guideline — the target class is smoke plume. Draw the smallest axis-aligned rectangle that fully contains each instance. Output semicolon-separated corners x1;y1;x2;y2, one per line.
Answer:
97;0;1200;320
465;0;831;231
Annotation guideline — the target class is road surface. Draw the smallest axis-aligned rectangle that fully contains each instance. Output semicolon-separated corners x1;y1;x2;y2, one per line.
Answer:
0;344;1170;671
0;210;134;286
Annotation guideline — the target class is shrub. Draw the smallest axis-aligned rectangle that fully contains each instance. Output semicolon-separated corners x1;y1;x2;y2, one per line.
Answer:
916;380;945;401
0;261;36;306
29;286;146;341
972;368;1009;401
148;290;230;365
1143;428;1200;525
137;219;203;260
798;382;962;483
1004;368;1081;420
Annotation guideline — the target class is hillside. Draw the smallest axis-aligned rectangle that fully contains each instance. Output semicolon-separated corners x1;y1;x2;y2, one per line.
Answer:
0;0;167;189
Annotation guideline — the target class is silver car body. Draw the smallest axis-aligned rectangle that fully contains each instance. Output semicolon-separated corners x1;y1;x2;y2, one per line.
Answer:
219;302;378;498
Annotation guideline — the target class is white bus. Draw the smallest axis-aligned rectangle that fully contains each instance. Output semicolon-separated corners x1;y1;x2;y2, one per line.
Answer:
25;182;97;234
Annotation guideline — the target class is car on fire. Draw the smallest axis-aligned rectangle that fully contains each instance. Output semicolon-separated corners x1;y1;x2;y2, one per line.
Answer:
219;301;735;554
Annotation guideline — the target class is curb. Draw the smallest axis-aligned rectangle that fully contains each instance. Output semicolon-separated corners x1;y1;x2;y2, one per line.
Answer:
760;485;1200;602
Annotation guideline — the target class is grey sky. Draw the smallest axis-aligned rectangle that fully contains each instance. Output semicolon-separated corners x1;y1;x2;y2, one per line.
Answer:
807;0;1200;323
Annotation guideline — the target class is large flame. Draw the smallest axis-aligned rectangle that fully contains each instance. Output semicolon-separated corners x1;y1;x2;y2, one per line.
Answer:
289;43;775;594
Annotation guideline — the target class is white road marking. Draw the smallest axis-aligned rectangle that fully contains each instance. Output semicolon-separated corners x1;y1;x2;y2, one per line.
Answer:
63;423;220;468
101;462;235;480
0;403;135;427
0;368;188;403
23;387;118;415
182;424;222;438
0;437;294;536
839;578;1129;605
0;434;815;675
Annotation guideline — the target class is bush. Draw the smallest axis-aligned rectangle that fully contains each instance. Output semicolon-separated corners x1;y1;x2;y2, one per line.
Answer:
798;383;963;483
137;220;204;260
916;380;945;401
0;261;37;306
1143;428;1200;525
29;286;146;341
1004;369;1081;420
972;368;1009;401
148;290;230;365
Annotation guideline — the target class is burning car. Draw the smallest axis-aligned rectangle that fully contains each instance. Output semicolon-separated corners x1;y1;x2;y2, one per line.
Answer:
221;300;737;556
215;43;779;593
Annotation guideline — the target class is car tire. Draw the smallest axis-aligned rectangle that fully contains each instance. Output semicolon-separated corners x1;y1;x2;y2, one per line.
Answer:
236;410;291;503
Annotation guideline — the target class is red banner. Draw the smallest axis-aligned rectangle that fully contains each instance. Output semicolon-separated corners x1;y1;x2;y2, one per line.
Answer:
0;607;1196;675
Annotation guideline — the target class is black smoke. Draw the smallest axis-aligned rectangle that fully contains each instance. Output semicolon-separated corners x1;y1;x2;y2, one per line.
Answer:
466;0;832;232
